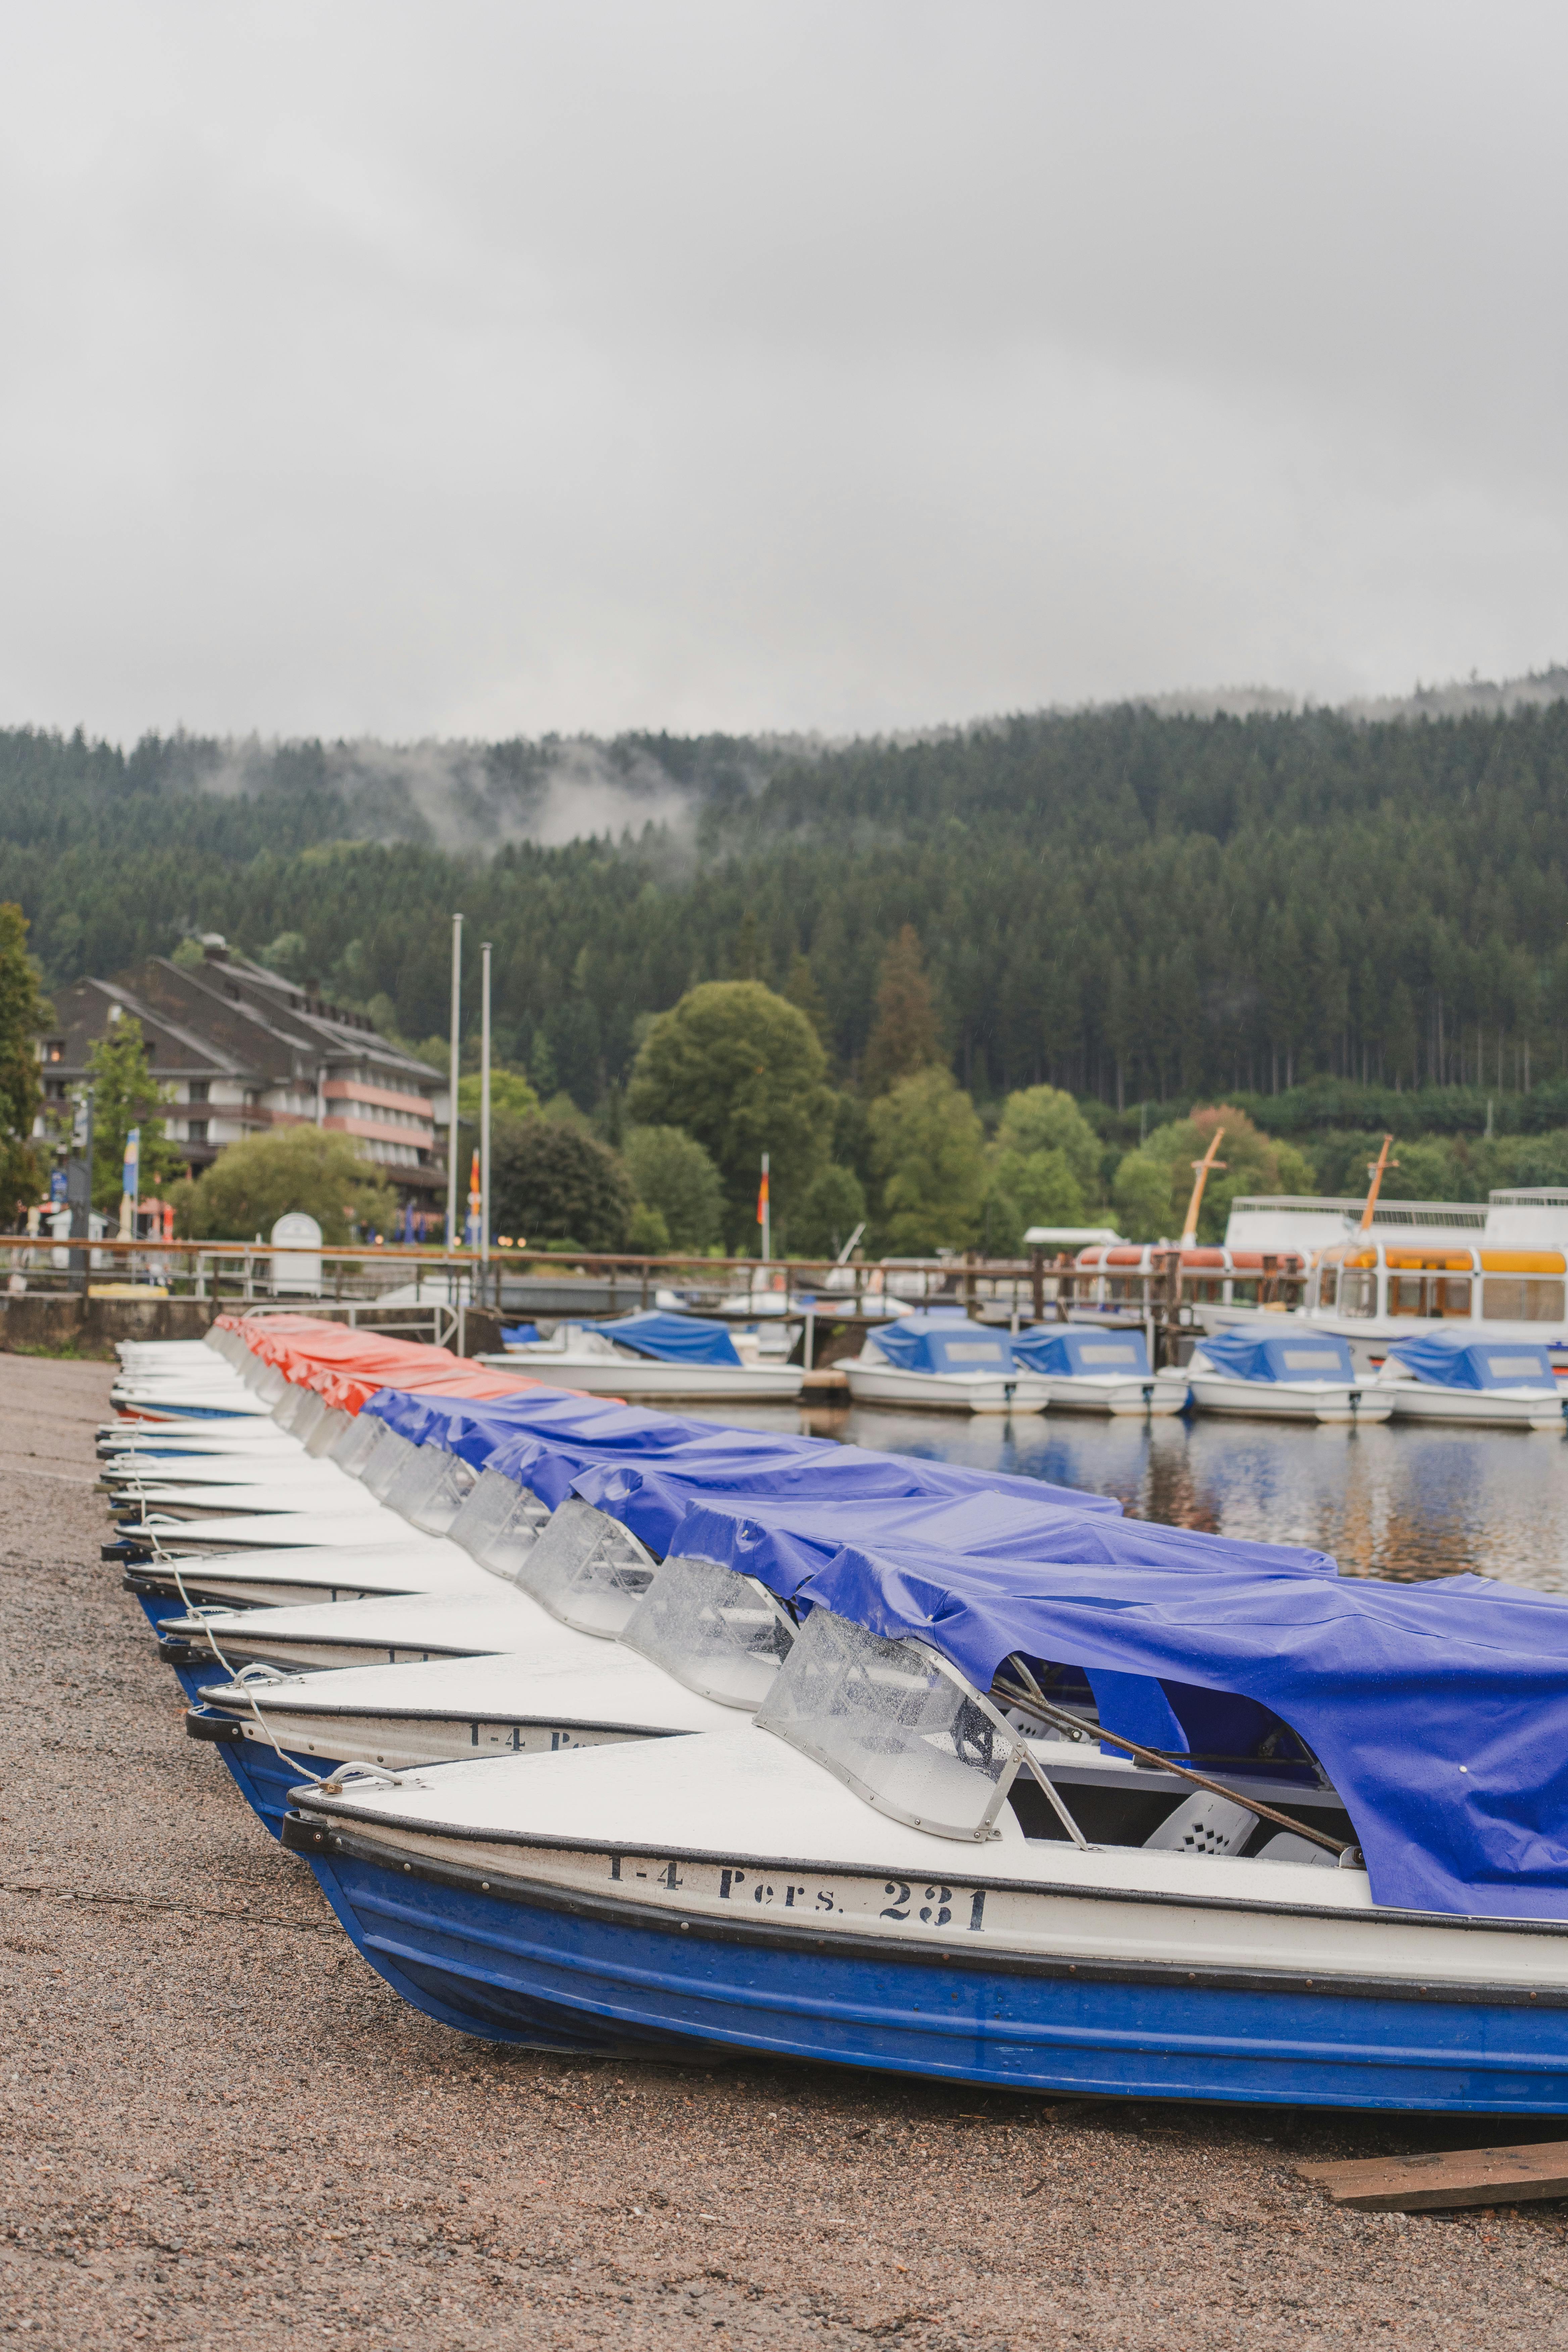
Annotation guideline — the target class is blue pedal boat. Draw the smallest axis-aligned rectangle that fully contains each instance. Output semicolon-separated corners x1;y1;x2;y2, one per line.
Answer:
280;1534;1568;2112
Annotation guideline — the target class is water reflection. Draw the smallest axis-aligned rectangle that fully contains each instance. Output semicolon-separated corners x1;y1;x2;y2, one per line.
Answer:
714;1400;1568;1590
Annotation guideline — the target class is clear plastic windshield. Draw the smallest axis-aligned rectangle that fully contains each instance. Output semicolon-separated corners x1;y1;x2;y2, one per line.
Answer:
304;1406;353;1458
330;1413;386;1475
621;1554;795;1710
359;1427;418;1499
512;1496;657;1637
273;1382;310;1431
291;1391;328;1446
381;1443;459;1522
404;1452;478;1535
755;1608;1026;1840
448;1469;554;1577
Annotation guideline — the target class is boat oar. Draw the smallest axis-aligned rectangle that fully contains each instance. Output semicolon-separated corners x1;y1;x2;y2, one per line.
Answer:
991;1670;1354;1859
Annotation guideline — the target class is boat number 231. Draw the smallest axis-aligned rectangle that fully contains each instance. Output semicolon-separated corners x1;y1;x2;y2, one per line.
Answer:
882;1881;988;1932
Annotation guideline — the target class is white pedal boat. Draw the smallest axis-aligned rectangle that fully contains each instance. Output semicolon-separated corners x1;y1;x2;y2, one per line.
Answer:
1010;1324;1186;1415
842;1313;1049;1415
120;1456;552;1612
1373;1333;1567;1430
1186;1328;1391;1423
280;1589;1568;2109
489;1310;804;1403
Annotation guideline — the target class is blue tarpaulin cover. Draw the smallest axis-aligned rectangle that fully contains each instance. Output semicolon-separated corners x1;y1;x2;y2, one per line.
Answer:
644;1483;1337;1594
593;1311;743;1367
751;1536;1568;1921
869;1314;1020;1376
1386;1332;1561;1391
357;1387;1124;1546
501;1324;540;1348
1195;1328;1357;1383
1011;1326;1153;1378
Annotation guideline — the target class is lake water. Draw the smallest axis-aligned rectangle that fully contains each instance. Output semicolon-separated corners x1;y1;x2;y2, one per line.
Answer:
725;1403;1568;1592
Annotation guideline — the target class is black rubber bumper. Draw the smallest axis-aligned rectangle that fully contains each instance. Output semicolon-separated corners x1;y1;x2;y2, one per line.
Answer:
185;1705;243;1744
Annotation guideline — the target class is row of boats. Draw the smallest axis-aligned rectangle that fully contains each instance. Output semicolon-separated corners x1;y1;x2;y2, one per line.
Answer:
99;1317;1568;2114
502;1306;1568;1425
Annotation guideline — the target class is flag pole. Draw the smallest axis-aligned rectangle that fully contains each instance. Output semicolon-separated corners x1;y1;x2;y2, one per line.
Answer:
480;942;493;1304
445;913;463;1250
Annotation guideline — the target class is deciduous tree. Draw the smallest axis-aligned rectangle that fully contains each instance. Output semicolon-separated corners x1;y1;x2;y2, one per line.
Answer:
627;982;833;1245
868;1067;986;1254
491;1118;635;1251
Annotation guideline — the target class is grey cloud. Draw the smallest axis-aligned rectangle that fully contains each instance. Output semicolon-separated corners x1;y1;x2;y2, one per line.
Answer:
0;2;1564;743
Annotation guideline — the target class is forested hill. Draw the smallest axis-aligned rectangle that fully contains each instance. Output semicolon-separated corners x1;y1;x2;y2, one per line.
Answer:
5;699;1568;1117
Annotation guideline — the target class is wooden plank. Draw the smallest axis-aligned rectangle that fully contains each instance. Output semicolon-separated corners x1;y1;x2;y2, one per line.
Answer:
1300;2139;1568;2212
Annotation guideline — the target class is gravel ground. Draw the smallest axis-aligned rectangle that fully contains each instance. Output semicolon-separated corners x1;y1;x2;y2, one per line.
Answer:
4;1353;1568;2348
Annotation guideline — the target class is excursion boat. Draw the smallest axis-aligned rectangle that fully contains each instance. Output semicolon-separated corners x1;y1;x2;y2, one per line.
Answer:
1372;1334;1567;1430
1185;1329;1391;1423
488;1311;804;1404
1204;1184;1568;1381
1010;1325;1186;1416
841;1313;1049;1415
280;1538;1568;2110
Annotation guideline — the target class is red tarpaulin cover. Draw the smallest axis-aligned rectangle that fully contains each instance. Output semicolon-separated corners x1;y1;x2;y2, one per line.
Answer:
216;1313;574;1410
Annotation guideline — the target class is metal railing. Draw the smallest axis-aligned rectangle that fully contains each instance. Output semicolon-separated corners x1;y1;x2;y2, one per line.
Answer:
0;1234;1305;1364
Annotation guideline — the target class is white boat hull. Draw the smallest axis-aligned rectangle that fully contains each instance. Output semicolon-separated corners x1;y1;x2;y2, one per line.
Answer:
1186;1372;1392;1423
1048;1373;1187;1416
1200;1304;1568;1381
1375;1379;1566;1429
840;1359;1049;1415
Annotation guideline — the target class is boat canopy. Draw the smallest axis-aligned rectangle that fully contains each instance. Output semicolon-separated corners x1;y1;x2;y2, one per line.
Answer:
593;1311;742;1367
1011;1326;1152;1378
355;1385;1124;1544
719;1529;1568;1922
871;1312;1017;1376
1196;1328;1357;1383
1386;1332;1560;1391
638;1483;1336;1598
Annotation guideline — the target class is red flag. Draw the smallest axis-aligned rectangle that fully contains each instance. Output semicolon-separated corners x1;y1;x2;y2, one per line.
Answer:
755;1167;770;1225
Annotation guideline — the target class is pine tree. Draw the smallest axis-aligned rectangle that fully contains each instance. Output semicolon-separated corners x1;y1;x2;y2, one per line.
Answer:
861;926;941;1098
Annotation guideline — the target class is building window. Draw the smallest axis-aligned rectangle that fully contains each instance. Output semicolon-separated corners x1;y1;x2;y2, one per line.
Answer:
188;1120;209;1144
189;1079;210;1104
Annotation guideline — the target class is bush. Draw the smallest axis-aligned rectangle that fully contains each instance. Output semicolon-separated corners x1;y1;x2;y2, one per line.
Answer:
173;1126;397;1243
491;1118;635;1251
623;1125;725;1253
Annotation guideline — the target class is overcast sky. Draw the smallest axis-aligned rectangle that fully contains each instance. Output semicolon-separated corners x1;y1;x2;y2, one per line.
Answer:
1;2;1564;745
